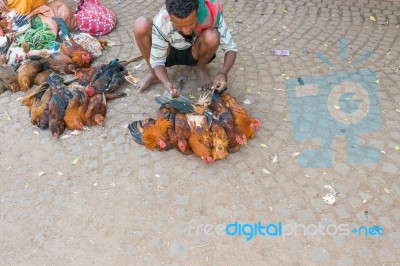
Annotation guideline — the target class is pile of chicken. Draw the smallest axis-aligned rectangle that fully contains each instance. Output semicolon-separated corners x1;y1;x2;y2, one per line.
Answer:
128;90;261;163
22;61;128;138
0;16;133;138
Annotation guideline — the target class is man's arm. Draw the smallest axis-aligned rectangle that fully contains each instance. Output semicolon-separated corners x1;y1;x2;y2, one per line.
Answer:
154;65;178;97
212;15;238;91
150;24;178;97
213;50;236;91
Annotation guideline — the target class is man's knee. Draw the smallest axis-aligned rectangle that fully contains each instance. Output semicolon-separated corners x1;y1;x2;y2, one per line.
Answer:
201;28;220;48
133;16;152;36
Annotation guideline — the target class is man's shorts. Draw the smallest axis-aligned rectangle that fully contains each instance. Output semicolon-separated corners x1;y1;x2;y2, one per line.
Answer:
165;46;216;67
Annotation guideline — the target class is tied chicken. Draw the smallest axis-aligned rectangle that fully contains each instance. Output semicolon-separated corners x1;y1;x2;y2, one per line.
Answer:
75;67;97;86
33;69;52;85
209;90;247;154
17;59;43;91
0;64;18;92
84;93;107;127
64;89;88;130
53;17;91;68
22;84;52;129
168;111;193;155
128;105;174;151
47;73;73;138
220;93;260;139
210;120;229;161
85;59;128;97
29;49;76;75
186;114;214;163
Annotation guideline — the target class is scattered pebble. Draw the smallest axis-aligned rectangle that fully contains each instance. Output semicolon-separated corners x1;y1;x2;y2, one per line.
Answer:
322;185;337;205
272;153;278;163
71;158;79;165
262;168;271;175
70;130;81;136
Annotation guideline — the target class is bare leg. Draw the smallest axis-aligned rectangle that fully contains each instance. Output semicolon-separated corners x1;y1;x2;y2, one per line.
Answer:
192;28;220;90
133;16;160;93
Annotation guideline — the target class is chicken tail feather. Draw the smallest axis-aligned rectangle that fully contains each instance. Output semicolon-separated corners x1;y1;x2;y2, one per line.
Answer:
128;118;155;145
52;17;71;40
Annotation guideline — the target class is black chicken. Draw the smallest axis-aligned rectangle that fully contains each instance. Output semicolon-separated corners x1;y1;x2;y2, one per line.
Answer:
47;73;73;138
84;59;128;98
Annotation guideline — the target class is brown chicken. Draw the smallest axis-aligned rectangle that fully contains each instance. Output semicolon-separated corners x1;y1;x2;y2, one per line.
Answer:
29;84;52;129
186;114;214;163
75;67;97;86
220;93;261;139
48;74;73;138
128;118;156;144
128;105;174;151
210;120;229;161
84;93;106;127
33;69;52;86
0;64;18;92
141;105;174;151
142;118;171;151
32;52;75;75
169;112;193;155
209;91;247;154
54;18;91;68
64;89;88;130
17;60;43;91
22;84;47;108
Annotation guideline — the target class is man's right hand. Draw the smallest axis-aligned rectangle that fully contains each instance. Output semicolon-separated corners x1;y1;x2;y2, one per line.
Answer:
154;65;178;98
164;81;179;98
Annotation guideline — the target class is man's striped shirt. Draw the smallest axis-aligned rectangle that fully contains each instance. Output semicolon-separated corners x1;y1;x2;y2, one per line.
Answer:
150;6;237;68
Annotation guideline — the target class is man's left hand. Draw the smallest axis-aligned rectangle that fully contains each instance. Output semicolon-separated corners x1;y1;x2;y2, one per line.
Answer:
212;72;227;91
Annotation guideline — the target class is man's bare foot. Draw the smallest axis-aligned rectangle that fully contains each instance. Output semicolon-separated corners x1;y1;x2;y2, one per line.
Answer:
136;72;159;93
196;68;212;91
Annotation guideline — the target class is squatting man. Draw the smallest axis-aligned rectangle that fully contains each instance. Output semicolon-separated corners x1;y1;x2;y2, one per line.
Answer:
133;0;237;97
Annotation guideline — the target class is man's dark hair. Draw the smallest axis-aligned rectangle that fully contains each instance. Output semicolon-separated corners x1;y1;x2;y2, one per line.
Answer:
166;0;199;19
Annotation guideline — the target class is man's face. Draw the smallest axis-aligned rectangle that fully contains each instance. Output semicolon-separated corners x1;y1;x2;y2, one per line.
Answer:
170;10;198;36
